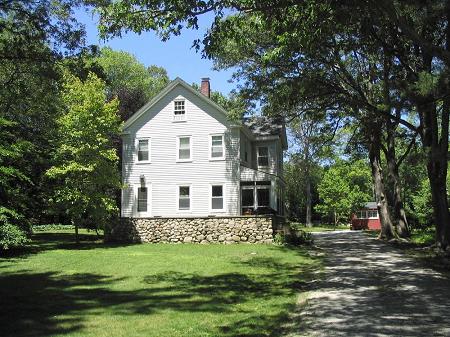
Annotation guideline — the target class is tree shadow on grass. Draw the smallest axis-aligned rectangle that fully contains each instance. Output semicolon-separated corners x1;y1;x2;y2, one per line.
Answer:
0;231;133;259
0;250;320;337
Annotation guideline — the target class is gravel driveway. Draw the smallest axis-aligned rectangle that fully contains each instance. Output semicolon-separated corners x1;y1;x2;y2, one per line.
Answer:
292;231;450;337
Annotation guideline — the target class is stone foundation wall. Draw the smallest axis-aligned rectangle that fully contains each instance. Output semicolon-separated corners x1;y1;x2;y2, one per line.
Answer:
106;216;275;244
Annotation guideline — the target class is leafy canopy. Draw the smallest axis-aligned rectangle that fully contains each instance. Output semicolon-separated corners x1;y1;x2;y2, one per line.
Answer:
316;160;372;224
46;72;122;230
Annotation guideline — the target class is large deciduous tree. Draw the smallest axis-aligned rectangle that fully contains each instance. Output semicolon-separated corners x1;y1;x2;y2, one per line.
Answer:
0;0;85;248
46;72;122;243
95;47;169;120
316;160;372;226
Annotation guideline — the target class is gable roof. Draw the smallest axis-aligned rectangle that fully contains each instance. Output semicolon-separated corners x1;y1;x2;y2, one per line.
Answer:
244;116;284;137
243;116;288;150
123;77;230;130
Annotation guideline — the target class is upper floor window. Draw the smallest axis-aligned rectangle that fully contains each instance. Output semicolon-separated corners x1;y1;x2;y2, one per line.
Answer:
177;136;192;161
210;134;225;160
137;138;150;162
257;146;269;167
173;100;186;121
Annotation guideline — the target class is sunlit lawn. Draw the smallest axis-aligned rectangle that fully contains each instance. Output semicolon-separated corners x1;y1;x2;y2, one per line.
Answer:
0;229;320;337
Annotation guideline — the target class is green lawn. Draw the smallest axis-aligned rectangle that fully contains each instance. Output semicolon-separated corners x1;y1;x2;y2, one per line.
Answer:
0;230;320;337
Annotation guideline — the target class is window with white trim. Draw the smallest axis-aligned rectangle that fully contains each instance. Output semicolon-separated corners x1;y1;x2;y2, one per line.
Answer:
368;210;378;218
137;138;150;162
257;146;269;167
178;186;190;210
211;185;224;210
137;187;148;212
177;136;191;161
210;134;224;159
173;100;186;121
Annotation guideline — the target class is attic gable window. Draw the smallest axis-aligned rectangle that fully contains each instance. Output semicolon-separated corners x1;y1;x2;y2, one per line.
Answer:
173;99;186;121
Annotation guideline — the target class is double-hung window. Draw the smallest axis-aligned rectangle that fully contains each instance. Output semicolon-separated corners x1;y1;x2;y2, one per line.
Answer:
257;146;269;167
137;138;150;162
211;185;224;211
178;186;191;211
210;134;224;160
177;136;191;161
137;187;148;212
173;100;186;121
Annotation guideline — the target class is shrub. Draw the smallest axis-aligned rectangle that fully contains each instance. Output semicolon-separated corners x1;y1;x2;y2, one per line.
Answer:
0;223;29;250
0;206;29;250
273;230;313;246
32;224;75;231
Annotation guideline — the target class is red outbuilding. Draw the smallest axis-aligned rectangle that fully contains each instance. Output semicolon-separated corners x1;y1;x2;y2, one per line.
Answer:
351;202;381;230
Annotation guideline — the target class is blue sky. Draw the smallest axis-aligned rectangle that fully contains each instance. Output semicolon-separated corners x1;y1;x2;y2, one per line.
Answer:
75;8;235;95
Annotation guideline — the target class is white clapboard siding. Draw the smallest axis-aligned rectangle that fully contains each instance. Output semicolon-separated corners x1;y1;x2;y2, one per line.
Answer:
121;83;240;217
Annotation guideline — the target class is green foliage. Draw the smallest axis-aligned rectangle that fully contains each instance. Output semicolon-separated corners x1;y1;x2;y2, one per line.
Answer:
273;230;313;246
0;207;29;250
284;160;321;220
0;223;29;250
0;0;86;229
46;72;122;231
412;179;434;227
95;47;169;120
411;170;450;228
316;160;372;224
32;224;75;232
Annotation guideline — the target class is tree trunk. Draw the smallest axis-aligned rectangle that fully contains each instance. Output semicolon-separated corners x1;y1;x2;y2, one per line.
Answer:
368;128;397;240
429;168;450;250
385;122;410;238
73;219;79;244
417;96;450;250
305;168;312;227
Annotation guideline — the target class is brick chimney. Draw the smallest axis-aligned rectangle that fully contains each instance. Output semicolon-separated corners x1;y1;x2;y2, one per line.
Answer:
200;77;210;98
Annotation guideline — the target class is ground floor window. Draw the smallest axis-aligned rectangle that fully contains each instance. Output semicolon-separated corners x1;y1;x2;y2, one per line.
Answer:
211;185;224;210
178;186;191;210
137;187;148;213
241;182;271;214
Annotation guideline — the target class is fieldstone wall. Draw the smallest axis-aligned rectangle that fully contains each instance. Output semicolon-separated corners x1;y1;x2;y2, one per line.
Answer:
106;216;275;244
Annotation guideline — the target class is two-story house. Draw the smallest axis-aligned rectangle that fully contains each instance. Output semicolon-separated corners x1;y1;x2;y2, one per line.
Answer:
111;77;287;244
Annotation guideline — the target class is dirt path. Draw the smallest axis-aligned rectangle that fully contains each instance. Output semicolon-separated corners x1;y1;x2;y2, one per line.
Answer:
294;231;450;337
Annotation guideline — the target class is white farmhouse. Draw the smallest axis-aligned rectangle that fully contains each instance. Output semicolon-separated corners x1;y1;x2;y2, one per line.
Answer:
111;77;287;244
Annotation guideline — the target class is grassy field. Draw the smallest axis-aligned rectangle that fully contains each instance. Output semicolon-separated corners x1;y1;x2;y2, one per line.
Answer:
0;230;321;337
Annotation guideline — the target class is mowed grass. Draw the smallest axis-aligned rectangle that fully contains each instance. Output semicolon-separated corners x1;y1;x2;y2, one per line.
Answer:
0;230;320;337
